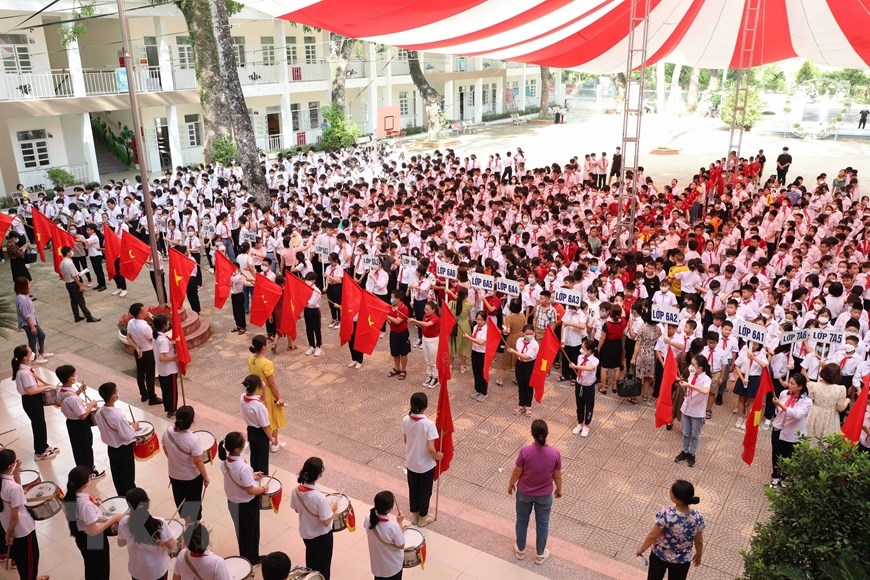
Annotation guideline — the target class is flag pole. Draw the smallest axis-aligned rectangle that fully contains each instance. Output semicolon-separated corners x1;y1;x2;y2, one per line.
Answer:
434;427;443;523
179;373;186;406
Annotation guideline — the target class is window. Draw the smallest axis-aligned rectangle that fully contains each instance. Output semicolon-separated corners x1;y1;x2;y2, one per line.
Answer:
397;48;409;61
308;101;319;129
285;36;298;65
526;78;537;98
1;34;32;73
184;114;202;147
304;36;316;64
176;36;194;69
468;84;475;106
17;130;49;169
399;91;409;116
260;36;275;66
290;103;300;131
232;36;246;68
482;84;489;105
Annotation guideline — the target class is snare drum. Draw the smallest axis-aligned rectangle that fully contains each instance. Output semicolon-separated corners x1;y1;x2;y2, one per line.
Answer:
194;430;217;463
41;387;59;406
224;556;254;580
24;482;62;521
325;493;352;532
257;477;283;511
101;496;129;536
19;469;41;491
403;528;426;568
287;566;325;580
166;518;184;558
133;421;160;461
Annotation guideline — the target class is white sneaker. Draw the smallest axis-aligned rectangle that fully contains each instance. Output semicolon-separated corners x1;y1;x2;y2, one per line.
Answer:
762;419;772;431
42;353;54;358
208;268;214;274
112;289;122;296
304;347;315;356
572;424;582;435
471;392;481;400
348;361;357;368
581;426;590;437
87;281;94;287
328;321;336;329
270;444;280;453
535;549;550;565
476;394;487;402
119;290;128;297
354;362;363;369
314;348;322;357
735;419;744;429
32;357;49;365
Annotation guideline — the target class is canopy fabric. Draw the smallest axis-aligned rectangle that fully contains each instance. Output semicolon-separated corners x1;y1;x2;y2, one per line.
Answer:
245;0;870;73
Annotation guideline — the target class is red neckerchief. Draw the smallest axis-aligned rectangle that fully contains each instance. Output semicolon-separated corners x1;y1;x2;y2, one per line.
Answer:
243;395;259;403
189;551;204;558
786;394;799;408
378;516;389;522
297;484;314;493
409;414;424;422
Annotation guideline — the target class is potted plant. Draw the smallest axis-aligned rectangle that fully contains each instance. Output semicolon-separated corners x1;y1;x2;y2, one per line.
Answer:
117;305;173;347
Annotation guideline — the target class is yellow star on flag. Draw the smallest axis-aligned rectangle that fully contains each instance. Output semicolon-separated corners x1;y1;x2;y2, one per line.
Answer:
752;410;762;427
174;272;183;286
539;358;549;372
367;315;374;327
128;250;135;259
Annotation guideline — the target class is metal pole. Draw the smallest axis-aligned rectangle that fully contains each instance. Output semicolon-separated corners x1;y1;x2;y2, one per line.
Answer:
116;0;166;305
433;427;443;522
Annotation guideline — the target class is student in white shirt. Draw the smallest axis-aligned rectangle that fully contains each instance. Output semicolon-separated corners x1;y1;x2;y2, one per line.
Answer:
172;522;231;580
365;491;406;580
769;374;813;487
55;364;104;479
83;223;107;291
733;342;768;429
507;324;539;417
569;339;600;437
401;393;443;528
11;345;60;462
302;271;324;355
95;381;139;496
675;355;712;468
162;406;209;523
117;487;176;580
219;431;267;566
290;457;336;580
125;303;162;405
153;314;180;418
0;449;48;580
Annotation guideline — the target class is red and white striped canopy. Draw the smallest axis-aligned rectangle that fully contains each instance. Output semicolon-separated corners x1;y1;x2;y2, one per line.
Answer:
246;0;870;73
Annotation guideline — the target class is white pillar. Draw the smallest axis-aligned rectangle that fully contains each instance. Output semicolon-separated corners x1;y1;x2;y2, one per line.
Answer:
383;48;393;106
474;58;484;123
65;31;86;97
555;68;565;106
154;17;174;91
275;21;293;147
414;89;423;127
80;113;100;181
166;105;183;169
443;54;455;120
520;63;527;111
365;43;378;134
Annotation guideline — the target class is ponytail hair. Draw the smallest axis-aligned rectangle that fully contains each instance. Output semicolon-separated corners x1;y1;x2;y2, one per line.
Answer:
249;335;268;354
152;314;168;339
297;457;324;485
64;465;92;536
218;432;244;462
184;522;210;555
126;487;162;545
530;419;549;446
368;490;395;530
671;479;700;506
409;392;428;415
11;345;29;380
242;374;263;395
0;449;16;513
174;405;195;431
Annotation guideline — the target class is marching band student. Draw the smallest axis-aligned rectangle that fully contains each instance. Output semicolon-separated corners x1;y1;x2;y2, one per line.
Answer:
261;552;293;580
64;465;124;580
153;314;179;418
303;271;324;356
401;393;442;528
365;491;406;580
95;382;138;496
0;449;49;580
117;487;176;580
172;522;231;580
290;457;336;580
55;365;104;480
569;339;600;437
506;324;539;417
11;345;60;462
240;374;275;474
162;406;209;522
219;431;267;566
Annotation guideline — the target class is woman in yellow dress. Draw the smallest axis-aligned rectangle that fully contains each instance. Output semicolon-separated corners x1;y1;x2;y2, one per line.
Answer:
248;334;286;452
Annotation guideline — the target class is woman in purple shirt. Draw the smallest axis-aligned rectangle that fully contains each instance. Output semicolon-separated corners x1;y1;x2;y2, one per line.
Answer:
508;419;562;565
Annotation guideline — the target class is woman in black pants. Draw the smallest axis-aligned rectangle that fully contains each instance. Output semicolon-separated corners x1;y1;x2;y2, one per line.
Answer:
290;457;336;580
464;312;490;401
508;324;538;416
56;365;103;479
11;345;60;461
219;431;267;565
0;448;49;580
239;375;274;474
162;405;209;521
65;466;124;580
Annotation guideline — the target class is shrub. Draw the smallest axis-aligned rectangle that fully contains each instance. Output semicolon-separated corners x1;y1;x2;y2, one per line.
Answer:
320;105;361;150
117;305;173;336
209;134;239;166
741;436;870;580
720;87;764;129
46;168;77;188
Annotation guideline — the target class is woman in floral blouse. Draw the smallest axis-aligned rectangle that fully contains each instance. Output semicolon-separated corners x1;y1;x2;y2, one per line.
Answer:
636;479;704;580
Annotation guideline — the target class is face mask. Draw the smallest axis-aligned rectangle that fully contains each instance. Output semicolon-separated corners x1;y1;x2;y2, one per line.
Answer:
523;336;531;343
528;278;535;284
811;268;820;274
689;364;698;374
818;316;830;324
590;265;598;272
70;229;77;235
642;250;650;256
845;344;856;353
548;275;556;281
813;303;823;312
488;242;495;248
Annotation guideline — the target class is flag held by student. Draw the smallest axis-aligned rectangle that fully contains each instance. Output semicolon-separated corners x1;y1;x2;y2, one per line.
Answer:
434;370;455;481
249;274;283;327
31;208;53;262
213;249;235;309
437;305;456;384
742;367;774;465
0;213;14;242
119;231;151;281
842;375;869;444
529;326;560;402
103;224;121;279
482;319;501;382
168;248;195;310
339;272;363;346
353;292;390;355
655;348;678;428
52;226;76;279
279;274;314;340
172;307;191;376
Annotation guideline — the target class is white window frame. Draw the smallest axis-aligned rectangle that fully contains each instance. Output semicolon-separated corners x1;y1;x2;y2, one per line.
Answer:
260;36;275;66
1;34;32;74
184;114;202;147
285;37;298;65
526;78;537;98
290;103;301;131
308;101;320;129
397;48;409;61
399;91;409;116
176;36;194;70
17;130;50;169
303;36;316;64
232;36;246;68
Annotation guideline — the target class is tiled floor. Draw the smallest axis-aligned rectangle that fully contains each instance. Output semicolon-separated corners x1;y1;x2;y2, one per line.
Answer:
0;257;772;579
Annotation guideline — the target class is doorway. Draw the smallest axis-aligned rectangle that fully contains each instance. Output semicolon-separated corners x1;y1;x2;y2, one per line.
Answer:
459;86;465;121
266;111;281;150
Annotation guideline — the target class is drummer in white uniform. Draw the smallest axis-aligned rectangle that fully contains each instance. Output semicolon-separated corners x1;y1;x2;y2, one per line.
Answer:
290;457;336;580
162;406;209;522
117;487;177;580
95;382;138;496
365;490;406;580
172;523;231;580
11;345;59;462
55;365;104;480
218;431;267;566
0;449;49;580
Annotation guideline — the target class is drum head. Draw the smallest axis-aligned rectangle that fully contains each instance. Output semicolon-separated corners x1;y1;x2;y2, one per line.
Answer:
19;470;40;486
32;367;58;386
224;556;252;579
264;477;281;494
327;493;349;512
194;430;216;447
288;567;325;580
166;519;184;536
101;496;128;515
25;482;57;504
403;528;424;547
136;422;154;436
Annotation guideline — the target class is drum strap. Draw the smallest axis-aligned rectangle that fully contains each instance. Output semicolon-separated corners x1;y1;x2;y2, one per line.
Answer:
183;552;207;580
371;525;402;550
292;488;320;518
165;430;194;457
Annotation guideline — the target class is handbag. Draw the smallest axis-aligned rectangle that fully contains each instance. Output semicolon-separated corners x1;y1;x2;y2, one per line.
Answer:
617;367;642;398
25;248;38;264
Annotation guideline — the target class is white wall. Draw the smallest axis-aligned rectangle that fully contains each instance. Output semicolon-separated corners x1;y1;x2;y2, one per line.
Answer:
8;116;68;171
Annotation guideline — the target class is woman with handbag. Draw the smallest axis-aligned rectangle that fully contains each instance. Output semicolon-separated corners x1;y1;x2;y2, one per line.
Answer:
56;365;104;480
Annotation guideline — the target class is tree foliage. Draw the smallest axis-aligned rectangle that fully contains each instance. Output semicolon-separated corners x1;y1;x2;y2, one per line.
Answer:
59;0;96;47
208;134;239;166
742;436;870;580
319;105;361;150
796;61;822;85
720;85;764;129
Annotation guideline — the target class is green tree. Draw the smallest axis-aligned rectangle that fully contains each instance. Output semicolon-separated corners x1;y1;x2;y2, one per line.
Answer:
742;436;870;580
319;105;361;150
720;86;764;129
759;64;787;92
796;60;821;85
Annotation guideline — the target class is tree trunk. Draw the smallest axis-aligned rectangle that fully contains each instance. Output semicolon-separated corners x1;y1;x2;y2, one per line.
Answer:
667;63;683;114
329;33;356;117
538;65;553;118
408;50;442;139
686;67;701;111
177;0;233;163
209;0;267;205
656;61;666;112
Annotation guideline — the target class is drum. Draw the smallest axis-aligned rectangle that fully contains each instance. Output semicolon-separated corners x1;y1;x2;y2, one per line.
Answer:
166;518;184;558
101;496;129;536
194;430;217;463
133;421;160;461
224;556;254;580
287;566;325;580
19;469;41;491
403;528;426;568
42;387;59;406
257;477;282;511
32;367;58;387
325;493;351;532
24;482;62;521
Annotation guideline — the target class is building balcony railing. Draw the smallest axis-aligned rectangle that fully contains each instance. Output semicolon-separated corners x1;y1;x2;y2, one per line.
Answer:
18;163;89;190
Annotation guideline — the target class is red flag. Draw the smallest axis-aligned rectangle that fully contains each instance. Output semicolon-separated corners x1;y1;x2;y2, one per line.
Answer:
742;367;775;465
168;248;195;309
250;274;283;327
482;319;501;382
279;274;314;340
120;231;151;281
842;375;870;444
353;292;390;355
655;348;678;428
30;208;53;262
339;272;363;346
437;304;457;383
529;326;560;403
213;250;234;309
0;213;13;242
171;307;191;376
52;226;76;279
103;224;121;279
434;365;455;481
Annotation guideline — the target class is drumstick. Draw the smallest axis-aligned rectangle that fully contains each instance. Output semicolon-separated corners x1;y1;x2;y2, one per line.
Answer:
0;429;15;438
128;406;136;423
168;499;185;522
0;438;20;449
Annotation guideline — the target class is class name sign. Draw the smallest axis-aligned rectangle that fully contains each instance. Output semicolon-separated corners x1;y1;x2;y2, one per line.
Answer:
651;305;680;325
436;262;458;280
736;320;766;344
497;278;520;297
553;288;583;307
470;272;495;292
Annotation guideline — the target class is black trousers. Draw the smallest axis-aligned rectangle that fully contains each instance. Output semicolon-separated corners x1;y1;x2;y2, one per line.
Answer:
304;531;334;580
516;361;534;407
89;255;106;288
247;425;270;474
186;277;201;313
647;552;690;580
575;383;596;425
413;299;426;340
150;271;168;305
21;394;48;455
561;344;580;381
75;531;110;580
107;443;135;496
326;285;341;321
777;169;788;185
66;418;95;470
348;323;364;363
771;429;796;480
407;467;435;517
304;307;322;347
112;258;127;290
158;373;178;414
135;350;157;400
471;351;487;395
170;475;204;521
228;498;260;563
73;256;91;281
231;293;247;329
65;282;93;320
190;252;203;287
10;529;40;580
